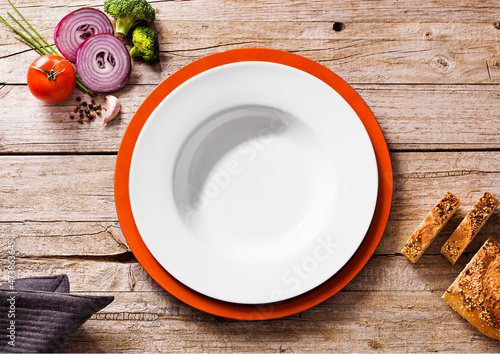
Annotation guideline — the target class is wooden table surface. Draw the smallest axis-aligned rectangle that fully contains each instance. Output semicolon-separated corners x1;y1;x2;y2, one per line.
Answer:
1;0;500;352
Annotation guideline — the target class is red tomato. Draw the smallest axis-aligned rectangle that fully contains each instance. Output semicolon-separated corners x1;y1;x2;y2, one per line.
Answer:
27;55;76;103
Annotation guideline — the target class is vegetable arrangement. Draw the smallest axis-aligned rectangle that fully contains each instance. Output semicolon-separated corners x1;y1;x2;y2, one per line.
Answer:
0;0;91;96
1;0;160;123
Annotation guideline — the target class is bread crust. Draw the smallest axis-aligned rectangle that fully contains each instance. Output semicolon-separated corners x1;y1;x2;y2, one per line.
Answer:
401;191;460;263
442;237;500;340
441;192;499;265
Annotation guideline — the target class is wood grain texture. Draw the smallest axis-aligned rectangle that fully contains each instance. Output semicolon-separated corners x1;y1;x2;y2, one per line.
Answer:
2;28;500;84
2;1;500;85
1;0;500;351
0;84;499;153
2;152;499;219
58;292;500;353
0;152;498;254
64;291;500;353
0;155;116;222
0;257;499;352
1;0;500;22
0;214;498;258
0;256;486;306
0;221;129;257
0;152;498;353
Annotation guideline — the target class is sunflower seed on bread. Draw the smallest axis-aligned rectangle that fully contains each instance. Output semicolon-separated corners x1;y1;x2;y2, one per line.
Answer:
442;237;500;340
401;191;461;263
441;192;499;265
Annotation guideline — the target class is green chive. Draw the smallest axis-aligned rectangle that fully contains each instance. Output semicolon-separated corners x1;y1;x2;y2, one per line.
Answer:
7;12;49;55
7;0;59;55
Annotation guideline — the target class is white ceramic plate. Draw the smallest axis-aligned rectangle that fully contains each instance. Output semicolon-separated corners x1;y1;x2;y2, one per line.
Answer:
129;61;378;304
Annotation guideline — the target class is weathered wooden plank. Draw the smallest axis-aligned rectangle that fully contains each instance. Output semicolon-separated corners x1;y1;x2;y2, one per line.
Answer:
0;84;499;153
0;217;498;258
0;242;492;295
2;15;500;47
0;213;497;257
361;85;500;150
0;221;129;257
2;16;499;49
1;2;500;85
2;20;500;46
56;291;500;353
0;152;499;255
0;86;150;154
0;255;480;295
2;37;500;85
390;152;500;219
0;150;497;349
0;155;117;222
0;256;498;352
2;0;500;22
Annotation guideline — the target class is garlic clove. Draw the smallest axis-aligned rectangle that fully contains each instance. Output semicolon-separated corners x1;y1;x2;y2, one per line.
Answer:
102;95;120;125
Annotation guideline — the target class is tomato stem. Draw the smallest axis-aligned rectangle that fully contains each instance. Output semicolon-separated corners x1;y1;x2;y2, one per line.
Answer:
30;60;66;81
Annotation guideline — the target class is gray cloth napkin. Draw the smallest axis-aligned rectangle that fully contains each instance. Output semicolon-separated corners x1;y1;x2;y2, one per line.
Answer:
0;274;113;353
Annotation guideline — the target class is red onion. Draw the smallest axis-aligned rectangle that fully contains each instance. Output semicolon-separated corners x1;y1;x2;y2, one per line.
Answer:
54;8;113;63
75;33;131;93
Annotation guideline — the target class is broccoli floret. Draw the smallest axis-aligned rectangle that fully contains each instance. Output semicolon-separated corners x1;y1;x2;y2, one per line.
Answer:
130;26;159;64
104;0;155;36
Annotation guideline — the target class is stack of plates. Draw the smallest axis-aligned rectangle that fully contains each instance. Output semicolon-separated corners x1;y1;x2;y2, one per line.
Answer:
114;48;393;320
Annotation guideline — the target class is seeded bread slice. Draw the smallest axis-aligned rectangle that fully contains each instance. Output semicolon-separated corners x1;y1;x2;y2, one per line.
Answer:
442;237;500;340
441;192;499;265
401;192;461;263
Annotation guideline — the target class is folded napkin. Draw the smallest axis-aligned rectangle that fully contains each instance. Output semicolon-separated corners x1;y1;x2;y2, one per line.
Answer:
0;274;113;353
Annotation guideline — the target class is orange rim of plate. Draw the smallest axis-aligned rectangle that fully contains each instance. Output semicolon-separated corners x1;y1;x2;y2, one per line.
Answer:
114;48;393;320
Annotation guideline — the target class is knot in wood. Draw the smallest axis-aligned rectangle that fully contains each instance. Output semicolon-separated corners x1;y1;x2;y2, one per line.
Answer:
332;22;345;32
430;55;452;72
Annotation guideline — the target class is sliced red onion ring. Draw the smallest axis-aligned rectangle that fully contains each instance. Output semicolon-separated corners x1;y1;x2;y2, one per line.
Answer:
76;33;131;93
54;8;113;63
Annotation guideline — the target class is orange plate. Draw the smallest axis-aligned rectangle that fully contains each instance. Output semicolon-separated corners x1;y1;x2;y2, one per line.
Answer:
114;48;393;320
